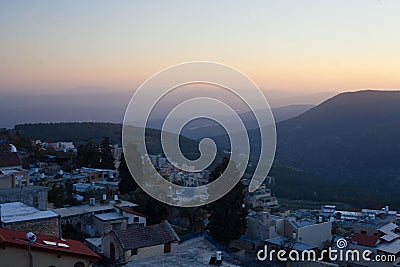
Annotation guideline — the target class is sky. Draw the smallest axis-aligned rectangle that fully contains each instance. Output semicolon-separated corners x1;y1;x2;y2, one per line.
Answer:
0;0;400;96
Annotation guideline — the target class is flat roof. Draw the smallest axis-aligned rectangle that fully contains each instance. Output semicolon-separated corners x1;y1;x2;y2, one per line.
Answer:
94;212;125;221
0;202;58;223
0;185;47;194
376;239;400;255
265;236;318;251
53;200;137;218
0;168;25;175
85;237;102;247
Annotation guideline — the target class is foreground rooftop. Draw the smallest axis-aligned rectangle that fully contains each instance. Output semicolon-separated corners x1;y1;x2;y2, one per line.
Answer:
0;202;57;223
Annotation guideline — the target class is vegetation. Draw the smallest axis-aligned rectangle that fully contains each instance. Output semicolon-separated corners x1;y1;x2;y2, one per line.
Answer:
76;139;100;168
118;146;139;201
132;188;170;225
207;157;248;245
14;122;201;157
99;137;115;169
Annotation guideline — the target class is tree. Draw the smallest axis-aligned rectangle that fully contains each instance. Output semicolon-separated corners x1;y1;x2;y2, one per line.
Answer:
99;137;115;169
48;185;65;208
118;143;142;201
76;140;100;168
207;157;248;245
133;188;170;225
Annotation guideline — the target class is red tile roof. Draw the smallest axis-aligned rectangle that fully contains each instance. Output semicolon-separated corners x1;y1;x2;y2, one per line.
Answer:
350;233;380;247
0;227;100;259
115;205;149;218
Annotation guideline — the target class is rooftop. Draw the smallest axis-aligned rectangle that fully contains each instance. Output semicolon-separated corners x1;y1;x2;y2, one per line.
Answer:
0;227;99;259
0;185;47;194
124;237;239;267
85;237;102;248
378;222;399;234
94;212;125;221
349;234;380;247
265;236;318;251
290;219;316;229
0;202;58;223
114;220;179;250
0;167;26;175
53;200;137;218
376;239;400;255
115;205;148;218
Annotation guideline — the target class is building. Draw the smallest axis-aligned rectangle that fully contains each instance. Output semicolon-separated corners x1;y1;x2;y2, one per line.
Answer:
240;211;283;251
246;185;279;210
0;201;59;236
321;205;337;220
336;222;400;267
0;166;30;189
101;220;180;264
114;205;147;226
0;185;48;210
265;217;332;250
0;227;99;267
47;141;75;152
53;200;145;237
79;167;118;182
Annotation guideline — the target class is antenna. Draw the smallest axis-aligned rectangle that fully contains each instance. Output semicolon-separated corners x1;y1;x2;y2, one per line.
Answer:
26;232;36;267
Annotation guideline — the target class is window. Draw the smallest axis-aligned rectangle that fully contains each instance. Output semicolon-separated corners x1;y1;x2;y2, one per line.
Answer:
361;230;367;234
133;217;139;223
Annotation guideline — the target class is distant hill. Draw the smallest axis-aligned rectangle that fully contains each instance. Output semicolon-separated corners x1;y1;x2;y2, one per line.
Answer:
176;104;314;140
276;90;400;185
215;90;400;209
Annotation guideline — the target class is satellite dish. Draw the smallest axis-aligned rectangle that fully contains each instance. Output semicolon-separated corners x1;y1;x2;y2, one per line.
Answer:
26;232;37;243
9;144;17;153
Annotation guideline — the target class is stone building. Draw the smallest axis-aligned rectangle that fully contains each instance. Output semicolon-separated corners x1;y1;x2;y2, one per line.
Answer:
101;220;180;264
0;185;48;210
0;202;59;236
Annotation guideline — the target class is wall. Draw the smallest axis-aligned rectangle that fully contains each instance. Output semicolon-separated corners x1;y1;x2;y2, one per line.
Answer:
102;232;125;261
92;216;127;236
0;244;96;267
246;217;269;240
0;175;12;189
3;217;59;236
123;211;146;226
0;186;48;210
297;222;332;249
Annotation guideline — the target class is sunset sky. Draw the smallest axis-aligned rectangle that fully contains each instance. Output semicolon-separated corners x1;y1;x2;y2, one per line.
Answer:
1;0;399;95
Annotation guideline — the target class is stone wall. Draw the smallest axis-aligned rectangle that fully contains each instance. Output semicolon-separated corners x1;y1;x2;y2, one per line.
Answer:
0;186;48;210
3;217;59;237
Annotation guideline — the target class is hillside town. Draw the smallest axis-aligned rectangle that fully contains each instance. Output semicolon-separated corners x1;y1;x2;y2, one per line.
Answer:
0;133;399;267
